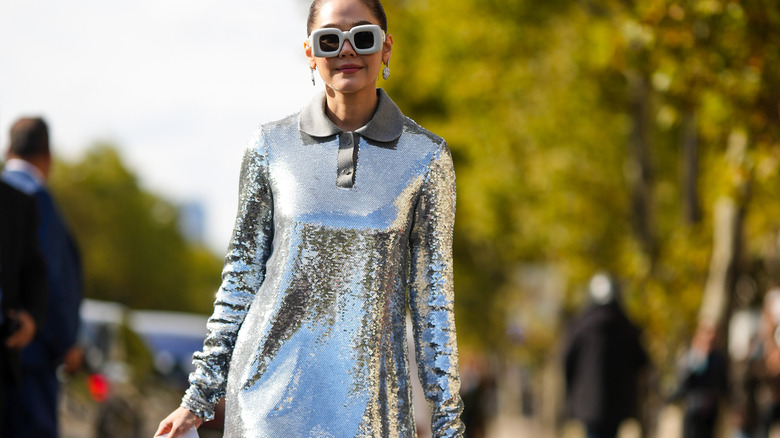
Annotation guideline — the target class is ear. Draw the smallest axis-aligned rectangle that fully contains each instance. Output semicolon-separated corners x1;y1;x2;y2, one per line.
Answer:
382;33;394;65
304;40;317;69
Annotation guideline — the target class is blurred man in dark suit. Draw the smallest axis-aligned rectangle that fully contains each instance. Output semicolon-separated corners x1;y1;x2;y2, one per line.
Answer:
0;179;48;431
2;117;82;437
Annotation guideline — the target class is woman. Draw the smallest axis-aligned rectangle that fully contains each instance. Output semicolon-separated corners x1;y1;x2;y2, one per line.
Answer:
156;0;464;436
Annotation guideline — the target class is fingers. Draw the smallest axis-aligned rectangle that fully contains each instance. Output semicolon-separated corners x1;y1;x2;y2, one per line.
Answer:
62;346;85;374
5;311;36;349
5;331;24;349
154;407;202;437
154;421;172;437
154;411;177;437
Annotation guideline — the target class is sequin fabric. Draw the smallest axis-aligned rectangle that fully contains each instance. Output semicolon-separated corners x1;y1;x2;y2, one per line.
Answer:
182;89;464;437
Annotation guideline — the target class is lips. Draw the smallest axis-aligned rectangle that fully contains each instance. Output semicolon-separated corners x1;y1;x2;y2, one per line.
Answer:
336;64;362;74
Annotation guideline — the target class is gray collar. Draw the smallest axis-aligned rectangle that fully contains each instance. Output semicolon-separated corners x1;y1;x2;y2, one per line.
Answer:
298;88;404;142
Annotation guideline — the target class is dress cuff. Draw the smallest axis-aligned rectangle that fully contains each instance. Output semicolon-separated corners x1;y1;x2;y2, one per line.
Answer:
180;392;216;422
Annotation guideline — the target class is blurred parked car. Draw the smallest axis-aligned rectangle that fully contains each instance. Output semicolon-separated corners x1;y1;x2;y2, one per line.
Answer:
128;309;208;388
59;299;223;438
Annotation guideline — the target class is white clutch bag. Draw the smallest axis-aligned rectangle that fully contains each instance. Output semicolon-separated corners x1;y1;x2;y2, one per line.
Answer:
156;428;199;438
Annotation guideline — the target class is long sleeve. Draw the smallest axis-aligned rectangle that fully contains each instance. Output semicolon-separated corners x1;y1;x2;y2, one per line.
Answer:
182;129;275;420
408;142;465;437
27;188;81;363
18;191;48;328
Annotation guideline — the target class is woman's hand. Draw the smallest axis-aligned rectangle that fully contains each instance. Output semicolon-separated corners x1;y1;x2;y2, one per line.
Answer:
154;407;203;437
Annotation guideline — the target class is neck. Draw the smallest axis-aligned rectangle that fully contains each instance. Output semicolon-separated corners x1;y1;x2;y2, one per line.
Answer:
7;154;50;181
324;87;378;132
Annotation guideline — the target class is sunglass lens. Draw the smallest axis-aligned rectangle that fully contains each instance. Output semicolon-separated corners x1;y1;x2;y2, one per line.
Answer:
319;34;341;52
353;31;375;50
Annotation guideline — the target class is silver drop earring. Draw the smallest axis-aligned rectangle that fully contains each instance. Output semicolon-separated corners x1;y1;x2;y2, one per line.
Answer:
311;68;316;86
382;61;390;80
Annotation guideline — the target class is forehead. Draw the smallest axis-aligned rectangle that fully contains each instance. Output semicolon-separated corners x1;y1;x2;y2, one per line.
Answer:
313;0;379;30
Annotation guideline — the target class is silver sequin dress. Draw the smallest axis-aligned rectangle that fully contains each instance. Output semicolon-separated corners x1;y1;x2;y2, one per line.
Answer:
181;89;464;437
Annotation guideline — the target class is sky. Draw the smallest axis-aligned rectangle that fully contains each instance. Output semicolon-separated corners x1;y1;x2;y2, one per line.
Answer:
0;0;317;252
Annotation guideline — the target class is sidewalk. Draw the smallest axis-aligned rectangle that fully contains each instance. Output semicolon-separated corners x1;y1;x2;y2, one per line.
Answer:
484;405;685;438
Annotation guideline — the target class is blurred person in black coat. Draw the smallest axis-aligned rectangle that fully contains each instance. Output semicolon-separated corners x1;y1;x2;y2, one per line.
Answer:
564;273;650;438
0;180;48;431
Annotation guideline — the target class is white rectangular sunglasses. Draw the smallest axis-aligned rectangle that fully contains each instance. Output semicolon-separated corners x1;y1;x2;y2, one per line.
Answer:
309;24;386;58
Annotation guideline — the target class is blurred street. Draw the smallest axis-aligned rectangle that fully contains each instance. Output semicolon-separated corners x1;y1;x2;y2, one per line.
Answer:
57;400;693;438
482;405;682;438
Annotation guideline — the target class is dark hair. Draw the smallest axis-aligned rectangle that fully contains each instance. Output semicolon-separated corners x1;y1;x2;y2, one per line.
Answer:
9;117;49;158
307;0;388;35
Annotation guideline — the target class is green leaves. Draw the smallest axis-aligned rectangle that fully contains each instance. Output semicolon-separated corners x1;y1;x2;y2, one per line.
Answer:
384;0;780;362
50;144;222;314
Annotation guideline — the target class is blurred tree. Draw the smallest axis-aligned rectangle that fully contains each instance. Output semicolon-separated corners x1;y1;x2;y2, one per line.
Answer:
383;0;640;355
381;0;780;371
588;0;780;345
48;144;223;314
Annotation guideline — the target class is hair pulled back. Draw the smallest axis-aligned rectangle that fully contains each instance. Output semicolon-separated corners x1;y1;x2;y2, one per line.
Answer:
307;0;388;35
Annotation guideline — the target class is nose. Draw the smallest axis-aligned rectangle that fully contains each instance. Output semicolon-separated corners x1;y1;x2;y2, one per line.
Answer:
339;39;357;58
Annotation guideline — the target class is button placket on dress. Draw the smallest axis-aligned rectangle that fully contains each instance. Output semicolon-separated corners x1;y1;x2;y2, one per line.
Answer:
336;131;358;188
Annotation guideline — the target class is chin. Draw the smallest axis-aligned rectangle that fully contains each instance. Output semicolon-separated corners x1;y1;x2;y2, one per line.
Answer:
326;78;376;95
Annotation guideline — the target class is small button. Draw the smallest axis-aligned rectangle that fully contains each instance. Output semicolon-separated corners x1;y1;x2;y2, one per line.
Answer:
345;136;352;145
342;169;352;176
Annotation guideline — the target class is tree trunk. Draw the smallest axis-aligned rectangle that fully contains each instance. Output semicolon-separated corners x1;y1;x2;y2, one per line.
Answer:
700;129;751;330
627;74;657;264
681;109;701;224
699;197;744;329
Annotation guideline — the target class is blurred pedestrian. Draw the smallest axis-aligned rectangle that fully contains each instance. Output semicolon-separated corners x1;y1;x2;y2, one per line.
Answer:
564;273;650;438
0;180;48;431
2;117;83;437
729;308;762;438
460;356;497;438
756;288;780;437
669;322;728;438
